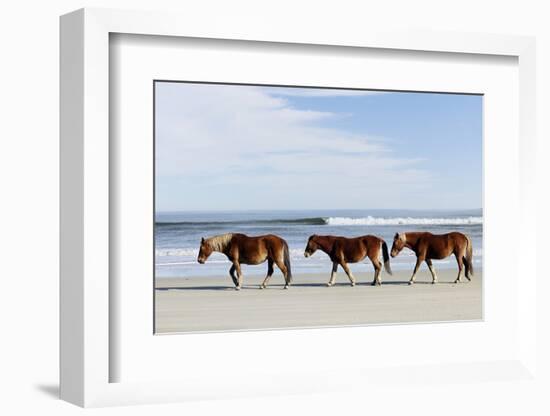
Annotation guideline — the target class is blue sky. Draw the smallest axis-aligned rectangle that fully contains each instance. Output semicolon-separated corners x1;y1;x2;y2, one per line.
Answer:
155;83;482;211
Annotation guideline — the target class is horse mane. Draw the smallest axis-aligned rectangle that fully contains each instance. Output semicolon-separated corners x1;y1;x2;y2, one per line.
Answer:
205;233;234;252
311;234;335;252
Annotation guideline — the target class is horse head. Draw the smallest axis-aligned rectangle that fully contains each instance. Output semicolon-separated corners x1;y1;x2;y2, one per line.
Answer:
390;233;407;257
197;237;213;264
304;235;319;257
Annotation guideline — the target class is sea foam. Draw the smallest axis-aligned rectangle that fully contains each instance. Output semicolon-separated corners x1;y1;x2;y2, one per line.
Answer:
325;216;483;226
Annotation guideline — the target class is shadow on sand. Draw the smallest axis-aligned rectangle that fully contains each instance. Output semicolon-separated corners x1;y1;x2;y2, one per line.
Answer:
156;286;237;291
155;280;458;291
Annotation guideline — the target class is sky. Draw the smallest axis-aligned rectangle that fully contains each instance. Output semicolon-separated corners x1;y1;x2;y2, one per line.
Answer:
155;82;482;212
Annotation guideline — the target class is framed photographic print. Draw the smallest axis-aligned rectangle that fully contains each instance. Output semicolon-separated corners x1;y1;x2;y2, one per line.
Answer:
60;8;538;408
153;81;483;334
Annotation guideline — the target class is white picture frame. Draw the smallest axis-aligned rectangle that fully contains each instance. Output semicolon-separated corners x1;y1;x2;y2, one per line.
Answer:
60;8;537;408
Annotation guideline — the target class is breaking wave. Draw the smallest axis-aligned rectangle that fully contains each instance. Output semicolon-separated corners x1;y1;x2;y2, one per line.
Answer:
325;216;483;226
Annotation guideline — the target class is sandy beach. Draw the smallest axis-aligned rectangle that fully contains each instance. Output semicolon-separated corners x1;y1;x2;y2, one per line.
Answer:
155;267;482;333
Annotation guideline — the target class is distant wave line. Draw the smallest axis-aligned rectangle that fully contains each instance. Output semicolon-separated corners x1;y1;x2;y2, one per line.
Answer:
156;216;483;227
156;217;327;227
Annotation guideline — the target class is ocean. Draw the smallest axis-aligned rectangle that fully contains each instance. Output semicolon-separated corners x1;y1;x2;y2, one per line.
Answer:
155;209;483;279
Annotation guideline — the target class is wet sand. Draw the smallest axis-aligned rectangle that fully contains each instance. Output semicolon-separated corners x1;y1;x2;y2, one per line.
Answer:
155;268;482;334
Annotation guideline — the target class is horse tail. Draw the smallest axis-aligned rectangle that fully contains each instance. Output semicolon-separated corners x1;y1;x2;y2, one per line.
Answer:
283;240;292;283
381;241;392;275
463;235;474;278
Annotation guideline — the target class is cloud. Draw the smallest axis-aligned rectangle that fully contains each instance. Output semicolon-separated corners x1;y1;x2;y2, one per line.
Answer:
155;83;430;210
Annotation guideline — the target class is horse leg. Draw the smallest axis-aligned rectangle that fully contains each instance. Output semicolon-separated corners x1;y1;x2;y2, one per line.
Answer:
229;265;239;287
327;262;338;287
274;258;290;289
371;259;382;286
341;261;356;286
233;262;243;290
260;259;274;289
454;254;464;284
409;256;424;285
426;259;438;284
464;261;472;281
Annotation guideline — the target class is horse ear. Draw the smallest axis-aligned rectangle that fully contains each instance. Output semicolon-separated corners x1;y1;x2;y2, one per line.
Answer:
201;237;205;244
394;233;399;239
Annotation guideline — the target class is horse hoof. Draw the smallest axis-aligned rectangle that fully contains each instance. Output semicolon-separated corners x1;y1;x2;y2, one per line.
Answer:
371;282;376;286
351;283;356;287
283;285;289;290
408;281;414;285
235;286;241;291
326;283;332;287
432;281;437;285
259;285;264;289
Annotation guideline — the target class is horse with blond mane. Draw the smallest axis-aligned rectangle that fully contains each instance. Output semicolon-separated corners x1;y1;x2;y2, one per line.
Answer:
197;233;292;290
390;231;473;284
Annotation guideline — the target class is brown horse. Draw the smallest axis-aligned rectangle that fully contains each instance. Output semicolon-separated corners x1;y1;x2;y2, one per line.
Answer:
304;235;392;286
197;233;292;290
390;232;473;284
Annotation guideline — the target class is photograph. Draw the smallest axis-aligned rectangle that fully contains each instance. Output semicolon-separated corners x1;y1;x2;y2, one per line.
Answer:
154;81;483;334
